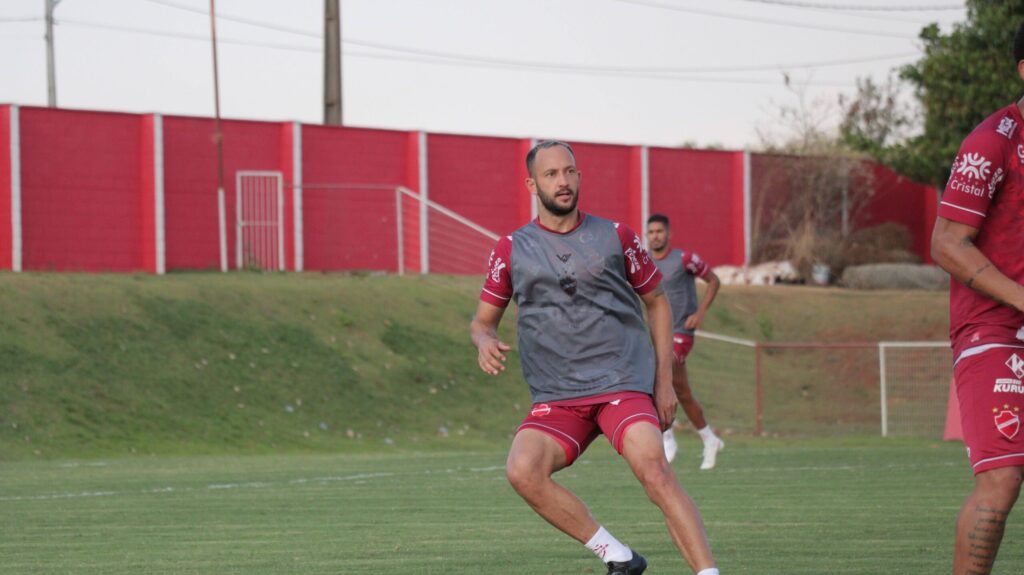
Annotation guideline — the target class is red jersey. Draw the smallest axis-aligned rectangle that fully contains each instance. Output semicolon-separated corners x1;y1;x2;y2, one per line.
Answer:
939;103;1024;358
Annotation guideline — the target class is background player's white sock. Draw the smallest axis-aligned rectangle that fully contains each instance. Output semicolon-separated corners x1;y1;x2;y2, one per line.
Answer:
696;568;720;575
698;425;717;443
584;526;632;563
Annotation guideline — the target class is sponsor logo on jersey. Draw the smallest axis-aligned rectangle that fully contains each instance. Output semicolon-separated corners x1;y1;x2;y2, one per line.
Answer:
993;378;1024;394
955;153;992;180
996;116;1018;138
557;253;571;263
948;178;987;197
993;405;1020;439
988;167;1005;198
1017;144;1024;162
489;256;507;283
1007;353;1024;378
624;247;641;274
530;404;551;417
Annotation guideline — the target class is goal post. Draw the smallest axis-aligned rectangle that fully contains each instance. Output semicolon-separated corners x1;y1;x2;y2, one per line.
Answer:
691;331;952;439
878;341;951;438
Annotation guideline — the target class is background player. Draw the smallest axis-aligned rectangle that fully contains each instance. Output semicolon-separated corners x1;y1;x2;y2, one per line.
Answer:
645;214;725;469
930;23;1024;575
470;141;719;575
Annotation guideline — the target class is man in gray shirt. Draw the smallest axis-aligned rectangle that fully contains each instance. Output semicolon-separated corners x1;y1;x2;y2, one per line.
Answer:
646;214;724;470
471;141;719;575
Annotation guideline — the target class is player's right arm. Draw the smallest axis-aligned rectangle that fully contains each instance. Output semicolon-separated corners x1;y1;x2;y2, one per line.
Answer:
932;116;1024;313
471;237;514;375
931;218;1024;313
471;302;510;375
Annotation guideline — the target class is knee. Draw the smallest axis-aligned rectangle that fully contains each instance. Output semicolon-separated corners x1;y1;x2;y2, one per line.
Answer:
976;468;1024;505
634;460;676;498
676;386;695;403
506;457;543;496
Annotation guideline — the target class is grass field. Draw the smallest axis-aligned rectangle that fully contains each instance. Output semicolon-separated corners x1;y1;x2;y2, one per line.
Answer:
3;438;1020;574
0;273;950;459
4;273;1000;573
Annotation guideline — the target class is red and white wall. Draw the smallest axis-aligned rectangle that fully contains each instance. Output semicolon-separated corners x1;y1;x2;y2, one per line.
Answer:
0;103;938;275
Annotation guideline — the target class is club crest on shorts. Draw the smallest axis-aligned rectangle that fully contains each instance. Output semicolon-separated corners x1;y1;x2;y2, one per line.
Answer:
993;405;1021;440
531;404;551;417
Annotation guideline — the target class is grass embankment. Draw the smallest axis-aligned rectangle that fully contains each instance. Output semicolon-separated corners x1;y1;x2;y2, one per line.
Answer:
0;274;948;460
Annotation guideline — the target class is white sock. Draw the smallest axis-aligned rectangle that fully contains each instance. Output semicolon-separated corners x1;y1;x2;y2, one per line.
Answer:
698;425;717;443
584;526;632;563
697;569;720;575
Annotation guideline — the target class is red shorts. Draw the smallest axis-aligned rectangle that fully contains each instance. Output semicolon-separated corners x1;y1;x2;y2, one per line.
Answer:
954;346;1024;474
673;334;695;365
516;391;660;465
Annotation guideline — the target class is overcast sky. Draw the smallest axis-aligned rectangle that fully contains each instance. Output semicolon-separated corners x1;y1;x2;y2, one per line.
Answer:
1;0;968;150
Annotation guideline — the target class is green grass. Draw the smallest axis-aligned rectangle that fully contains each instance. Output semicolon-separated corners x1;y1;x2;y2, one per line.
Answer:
2;438;1019;574
0;274;950;460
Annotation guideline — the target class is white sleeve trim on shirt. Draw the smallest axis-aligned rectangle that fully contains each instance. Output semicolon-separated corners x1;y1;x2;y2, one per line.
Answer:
482;287;511;301
940;201;987;218
633;267;658;290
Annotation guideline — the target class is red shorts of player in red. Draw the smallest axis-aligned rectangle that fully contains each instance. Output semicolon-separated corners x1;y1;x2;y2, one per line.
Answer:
954;345;1024;474
672;334;695;365
516;391;660;466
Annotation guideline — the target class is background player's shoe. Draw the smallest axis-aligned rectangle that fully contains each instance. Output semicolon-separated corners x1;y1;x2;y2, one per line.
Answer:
700;437;724;470
606;550;647;574
662;428;678;463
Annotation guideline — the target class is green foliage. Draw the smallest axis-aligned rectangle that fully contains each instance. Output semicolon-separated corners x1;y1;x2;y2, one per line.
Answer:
0;275;949;460
895;1;1024;185
756;309;775;342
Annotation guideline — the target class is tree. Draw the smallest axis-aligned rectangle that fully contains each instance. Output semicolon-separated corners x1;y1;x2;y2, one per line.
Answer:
839;74;915;161
896;0;1024;186
753;79;879;280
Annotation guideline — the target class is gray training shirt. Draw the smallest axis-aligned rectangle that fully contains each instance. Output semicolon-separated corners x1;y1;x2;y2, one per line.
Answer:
480;213;663;403
652;248;710;336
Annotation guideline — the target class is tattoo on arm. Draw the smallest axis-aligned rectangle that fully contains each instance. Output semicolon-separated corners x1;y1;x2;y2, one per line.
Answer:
965;263;992;289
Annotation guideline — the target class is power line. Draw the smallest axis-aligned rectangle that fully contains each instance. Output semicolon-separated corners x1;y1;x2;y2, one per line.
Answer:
734;0;964;10
130;0;921;70
0;16;43;23
140;0;318;38
57;17;915;79
58;18;321;53
610;0;918;38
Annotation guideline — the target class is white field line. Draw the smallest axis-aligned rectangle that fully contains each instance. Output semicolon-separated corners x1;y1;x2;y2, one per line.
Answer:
0;458;960;502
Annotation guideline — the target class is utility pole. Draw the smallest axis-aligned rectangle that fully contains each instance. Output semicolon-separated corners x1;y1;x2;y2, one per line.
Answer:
323;0;342;125
45;0;59;107
209;0;228;272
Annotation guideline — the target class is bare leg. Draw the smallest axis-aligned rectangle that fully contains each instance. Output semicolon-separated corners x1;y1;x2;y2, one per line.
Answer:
953;466;1022;575
673;363;707;430
622;421;715;571
505;428;599;543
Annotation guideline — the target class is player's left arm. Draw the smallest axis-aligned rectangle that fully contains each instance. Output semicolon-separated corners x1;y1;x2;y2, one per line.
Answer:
931;217;1024;312
640;285;677;430
685;270;721;331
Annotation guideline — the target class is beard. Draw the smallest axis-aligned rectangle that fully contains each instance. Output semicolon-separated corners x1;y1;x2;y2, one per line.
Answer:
537;185;579;216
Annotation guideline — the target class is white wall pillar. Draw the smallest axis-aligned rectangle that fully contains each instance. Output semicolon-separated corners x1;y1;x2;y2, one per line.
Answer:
10;105;21;272
154;114;165;274
640;145;649;238
743;150;752;266
292;121;303;272
530;137;538;220
418;131;429;274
